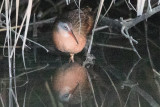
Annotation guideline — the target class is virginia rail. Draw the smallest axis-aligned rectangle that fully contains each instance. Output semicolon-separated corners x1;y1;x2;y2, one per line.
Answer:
52;62;90;104
52;7;94;62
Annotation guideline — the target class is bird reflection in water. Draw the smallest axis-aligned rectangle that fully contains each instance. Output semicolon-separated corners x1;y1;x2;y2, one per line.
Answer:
52;62;91;104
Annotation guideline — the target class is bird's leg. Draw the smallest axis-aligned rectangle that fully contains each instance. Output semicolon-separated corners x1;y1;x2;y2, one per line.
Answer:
69;54;74;62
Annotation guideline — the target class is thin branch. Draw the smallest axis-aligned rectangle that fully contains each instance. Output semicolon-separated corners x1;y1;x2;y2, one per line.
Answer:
87;0;104;54
86;72;99;107
0;16;56;32
101;67;122;107
122;81;160;107
96;43;133;51
121;5;160;29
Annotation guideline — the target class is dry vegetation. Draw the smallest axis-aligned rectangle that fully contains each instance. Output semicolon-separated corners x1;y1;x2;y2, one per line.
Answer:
0;0;160;107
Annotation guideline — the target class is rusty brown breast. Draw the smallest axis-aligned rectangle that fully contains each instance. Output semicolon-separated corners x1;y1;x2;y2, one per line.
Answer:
52;7;94;54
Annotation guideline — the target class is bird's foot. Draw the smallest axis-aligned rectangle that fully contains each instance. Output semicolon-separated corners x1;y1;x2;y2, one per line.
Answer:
69;54;74;63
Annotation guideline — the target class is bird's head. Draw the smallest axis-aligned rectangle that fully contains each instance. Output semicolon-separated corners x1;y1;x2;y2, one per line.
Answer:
58;83;79;102
55;21;79;44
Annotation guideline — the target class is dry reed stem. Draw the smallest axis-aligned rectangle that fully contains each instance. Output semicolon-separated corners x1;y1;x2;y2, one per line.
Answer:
87;0;104;54
86;72;99;107
45;81;57;107
101;67;122;107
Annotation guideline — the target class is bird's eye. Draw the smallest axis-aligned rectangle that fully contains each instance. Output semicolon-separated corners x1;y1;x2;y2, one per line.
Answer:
63;93;69;98
63;25;68;30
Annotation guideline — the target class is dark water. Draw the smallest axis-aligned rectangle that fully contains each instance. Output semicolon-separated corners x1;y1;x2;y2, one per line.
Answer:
0;0;160;107
1;28;160;107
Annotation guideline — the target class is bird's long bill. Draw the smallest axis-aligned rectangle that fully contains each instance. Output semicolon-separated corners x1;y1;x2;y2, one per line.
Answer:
69;30;79;44
69;83;79;95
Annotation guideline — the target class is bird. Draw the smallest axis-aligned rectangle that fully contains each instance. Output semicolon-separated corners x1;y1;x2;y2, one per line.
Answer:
52;7;94;62
52;62;91;104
